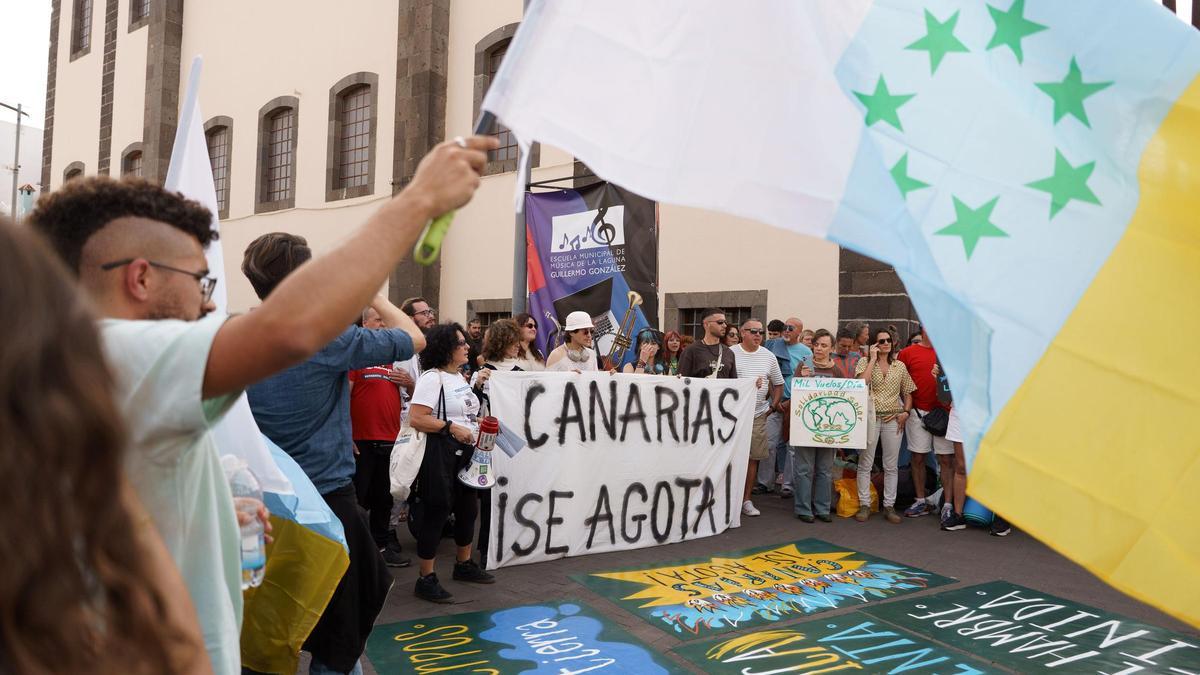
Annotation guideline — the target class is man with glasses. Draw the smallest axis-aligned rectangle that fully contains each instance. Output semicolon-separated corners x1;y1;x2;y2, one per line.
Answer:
30;133;494;675
732;319;784;517
678;308;739;379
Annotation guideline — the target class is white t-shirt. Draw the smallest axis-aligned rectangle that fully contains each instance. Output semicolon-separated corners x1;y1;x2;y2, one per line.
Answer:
101;315;242;675
546;345;598;372
397;354;421;423
412;369;481;435
732;344;785;417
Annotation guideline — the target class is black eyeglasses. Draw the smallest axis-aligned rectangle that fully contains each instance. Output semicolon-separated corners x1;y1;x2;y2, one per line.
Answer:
414;308;436;317
100;258;217;303
707;319;727;325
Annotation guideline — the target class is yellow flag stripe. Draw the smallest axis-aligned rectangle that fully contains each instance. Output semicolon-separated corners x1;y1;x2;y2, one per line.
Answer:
973;75;1200;628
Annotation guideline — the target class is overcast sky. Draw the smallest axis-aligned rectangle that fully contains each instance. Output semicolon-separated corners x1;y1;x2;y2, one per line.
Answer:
1;2;51;127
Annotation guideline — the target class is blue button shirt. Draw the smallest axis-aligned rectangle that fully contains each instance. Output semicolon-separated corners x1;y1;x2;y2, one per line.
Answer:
247;326;414;495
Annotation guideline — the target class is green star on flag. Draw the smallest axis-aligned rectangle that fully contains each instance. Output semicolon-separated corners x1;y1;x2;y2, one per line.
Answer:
1027;149;1101;219
1036;57;1114;127
986;0;1047;64
935;196;1009;259
853;75;916;131
906;9;969;74
891;153;930;198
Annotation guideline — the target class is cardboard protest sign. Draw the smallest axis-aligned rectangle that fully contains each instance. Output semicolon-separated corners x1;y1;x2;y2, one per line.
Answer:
486;371;755;568
790;378;869;449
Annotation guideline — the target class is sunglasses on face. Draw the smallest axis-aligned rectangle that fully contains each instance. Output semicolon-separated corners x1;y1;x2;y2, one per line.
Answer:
786;325;800;331
707;319;727;325
876;337;892;344
744;328;764;335
456;340;468;347
524;322;536;329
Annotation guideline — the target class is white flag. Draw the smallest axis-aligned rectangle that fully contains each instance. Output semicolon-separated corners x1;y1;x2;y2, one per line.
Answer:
166;57;292;495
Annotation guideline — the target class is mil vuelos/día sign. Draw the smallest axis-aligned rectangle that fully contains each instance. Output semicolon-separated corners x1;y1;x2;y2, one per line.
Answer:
486;372;756;568
790;378;868;449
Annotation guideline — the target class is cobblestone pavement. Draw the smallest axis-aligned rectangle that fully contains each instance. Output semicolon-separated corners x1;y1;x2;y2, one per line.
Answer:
327;490;1196;674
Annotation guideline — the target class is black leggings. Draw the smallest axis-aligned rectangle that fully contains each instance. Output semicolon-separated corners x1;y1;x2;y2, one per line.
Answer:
414;435;478;560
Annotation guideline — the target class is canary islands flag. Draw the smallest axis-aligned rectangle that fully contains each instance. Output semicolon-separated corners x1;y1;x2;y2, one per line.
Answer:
484;0;1200;626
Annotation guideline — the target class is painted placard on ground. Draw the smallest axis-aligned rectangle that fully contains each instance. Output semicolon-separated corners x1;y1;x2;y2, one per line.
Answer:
862;582;1200;674
572;538;953;638
790;378;869;449
675;610;997;674
486;371;756;569
365;600;686;674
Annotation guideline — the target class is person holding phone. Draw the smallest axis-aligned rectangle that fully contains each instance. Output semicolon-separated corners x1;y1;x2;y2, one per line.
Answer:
854;328;916;524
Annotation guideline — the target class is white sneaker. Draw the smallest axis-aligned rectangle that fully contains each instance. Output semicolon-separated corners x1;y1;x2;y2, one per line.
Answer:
742;500;761;517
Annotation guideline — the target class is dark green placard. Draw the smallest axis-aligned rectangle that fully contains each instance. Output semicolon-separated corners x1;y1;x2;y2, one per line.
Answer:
675;610;998;674
366;599;686;674
862;581;1200;674
571;538;954;638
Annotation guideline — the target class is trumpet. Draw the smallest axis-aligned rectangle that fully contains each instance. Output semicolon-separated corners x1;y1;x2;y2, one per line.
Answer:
604;290;643;369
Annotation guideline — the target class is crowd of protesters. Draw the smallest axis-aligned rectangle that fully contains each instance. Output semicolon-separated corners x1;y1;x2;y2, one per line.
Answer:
0;133;1005;673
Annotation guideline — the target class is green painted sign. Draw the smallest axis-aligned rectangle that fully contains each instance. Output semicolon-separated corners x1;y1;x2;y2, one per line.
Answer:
675;610;997;674
862;582;1200;674
365;600;685;674
571;538;953;638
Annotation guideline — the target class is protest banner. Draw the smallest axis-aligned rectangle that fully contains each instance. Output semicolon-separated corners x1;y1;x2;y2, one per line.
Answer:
485;371;755;569
790;378;869;449
676;611;996;674
365;600;685;674
572;539;953;638
862;582;1200;673
526;183;658;367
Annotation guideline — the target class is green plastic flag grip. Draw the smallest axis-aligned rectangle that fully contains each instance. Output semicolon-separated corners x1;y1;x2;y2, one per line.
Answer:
412;112;496;266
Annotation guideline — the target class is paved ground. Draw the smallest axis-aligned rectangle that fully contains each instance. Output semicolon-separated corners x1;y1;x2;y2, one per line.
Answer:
335;491;1195;673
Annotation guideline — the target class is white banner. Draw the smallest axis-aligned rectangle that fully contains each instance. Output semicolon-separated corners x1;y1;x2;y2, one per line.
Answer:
486;371;755;568
789;378;869;450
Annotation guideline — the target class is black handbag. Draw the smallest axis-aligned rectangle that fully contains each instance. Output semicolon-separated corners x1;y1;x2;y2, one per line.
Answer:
918;407;950;437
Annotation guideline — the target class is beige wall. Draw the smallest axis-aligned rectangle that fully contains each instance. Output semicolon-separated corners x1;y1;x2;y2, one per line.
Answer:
111;6;148;168
181;0;400;310
49;0;103;187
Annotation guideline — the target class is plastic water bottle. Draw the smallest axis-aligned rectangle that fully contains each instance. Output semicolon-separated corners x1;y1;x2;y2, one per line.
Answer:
222;456;266;589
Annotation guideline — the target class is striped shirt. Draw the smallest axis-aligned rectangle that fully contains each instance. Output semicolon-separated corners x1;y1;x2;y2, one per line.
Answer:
732;345;785;416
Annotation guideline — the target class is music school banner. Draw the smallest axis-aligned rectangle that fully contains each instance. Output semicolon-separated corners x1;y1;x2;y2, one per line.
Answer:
486;371;756;569
526;183;658;367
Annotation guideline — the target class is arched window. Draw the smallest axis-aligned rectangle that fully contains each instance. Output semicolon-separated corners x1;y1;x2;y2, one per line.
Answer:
326;72;378;201
120;142;144;178
474;23;540;175
204;116;233;218
63;161;86;183
255;97;298;213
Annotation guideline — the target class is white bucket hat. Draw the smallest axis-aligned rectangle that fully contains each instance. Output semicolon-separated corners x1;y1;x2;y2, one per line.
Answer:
564;311;594;332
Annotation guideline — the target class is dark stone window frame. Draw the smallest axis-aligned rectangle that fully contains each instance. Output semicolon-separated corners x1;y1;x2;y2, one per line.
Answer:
203;115;233;219
63;160;86;183
70;0;94;60
128;0;149;31
473;23;539;176
119;141;144;177
325;72;378;202
254;96;299;214
664;290;768;338
466;298;513;326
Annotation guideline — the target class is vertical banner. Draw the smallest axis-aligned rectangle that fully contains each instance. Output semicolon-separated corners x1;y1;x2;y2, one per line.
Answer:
526;183;658;367
486;372;755;569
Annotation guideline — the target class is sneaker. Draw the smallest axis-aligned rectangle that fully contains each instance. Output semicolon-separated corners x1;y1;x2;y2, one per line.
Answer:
990;517;1012;537
381;547;412;568
742;500;761;517
453;558;496;584
415;573;454;603
940;503;953;522
796;513;815;523
854;506;870;522
904;501;930;518
816;513;833;523
940;512;967;531
751;484;771;495
779;486;794;498
884;506;902;524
